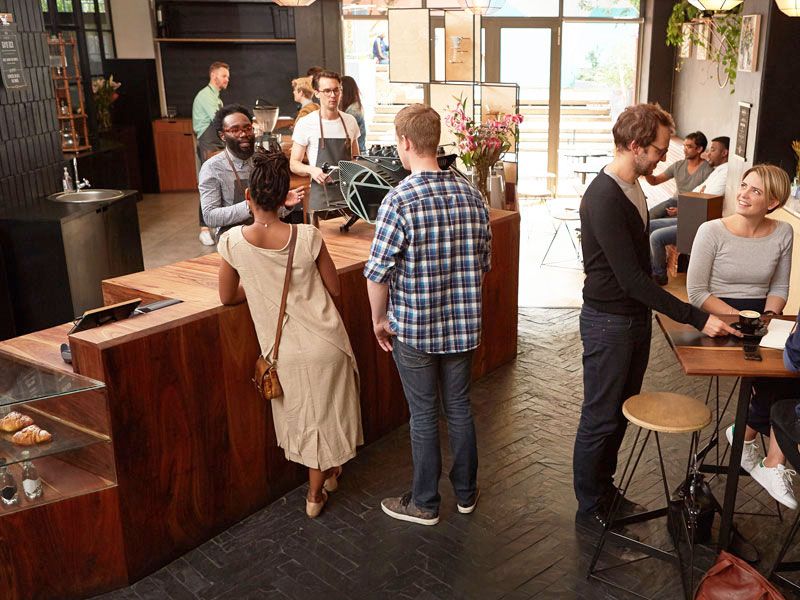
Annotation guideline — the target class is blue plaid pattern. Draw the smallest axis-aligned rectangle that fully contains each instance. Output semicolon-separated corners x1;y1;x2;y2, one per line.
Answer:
364;170;492;354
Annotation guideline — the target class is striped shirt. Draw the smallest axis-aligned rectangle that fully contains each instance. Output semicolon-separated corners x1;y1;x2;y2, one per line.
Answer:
364;170;492;354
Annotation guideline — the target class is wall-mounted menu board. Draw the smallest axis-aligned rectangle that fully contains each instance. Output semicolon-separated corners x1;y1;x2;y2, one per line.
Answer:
735;101;751;160
0;17;28;91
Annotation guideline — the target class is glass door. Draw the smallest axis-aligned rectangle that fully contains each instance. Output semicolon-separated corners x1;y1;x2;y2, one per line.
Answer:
483;19;560;197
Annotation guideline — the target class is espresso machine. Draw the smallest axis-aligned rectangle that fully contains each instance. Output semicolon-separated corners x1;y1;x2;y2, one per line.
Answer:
252;101;280;152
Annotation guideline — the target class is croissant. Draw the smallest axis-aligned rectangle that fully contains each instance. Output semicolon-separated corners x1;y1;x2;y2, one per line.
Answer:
12;425;52;446
0;411;34;433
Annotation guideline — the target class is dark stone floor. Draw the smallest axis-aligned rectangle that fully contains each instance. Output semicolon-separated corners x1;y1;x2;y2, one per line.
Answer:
95;309;799;600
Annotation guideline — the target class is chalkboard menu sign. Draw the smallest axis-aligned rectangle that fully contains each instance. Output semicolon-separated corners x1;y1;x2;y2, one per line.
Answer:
0;18;28;91
735;102;751;160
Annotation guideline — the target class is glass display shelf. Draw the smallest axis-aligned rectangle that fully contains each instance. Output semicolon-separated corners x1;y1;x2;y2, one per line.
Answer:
0;452;116;516
0;348;104;408
0;406;110;467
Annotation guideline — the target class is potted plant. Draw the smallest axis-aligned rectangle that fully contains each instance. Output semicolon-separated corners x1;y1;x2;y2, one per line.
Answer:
92;75;122;132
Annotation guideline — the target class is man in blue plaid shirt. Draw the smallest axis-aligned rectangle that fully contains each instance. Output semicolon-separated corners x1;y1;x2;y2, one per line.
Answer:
365;104;492;526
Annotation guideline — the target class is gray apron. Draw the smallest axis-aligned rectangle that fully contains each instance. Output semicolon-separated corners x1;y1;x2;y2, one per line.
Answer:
310;110;352;212
220;150;252;236
197;123;225;164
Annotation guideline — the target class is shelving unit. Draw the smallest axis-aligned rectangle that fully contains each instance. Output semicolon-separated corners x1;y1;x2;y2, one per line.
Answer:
47;34;91;153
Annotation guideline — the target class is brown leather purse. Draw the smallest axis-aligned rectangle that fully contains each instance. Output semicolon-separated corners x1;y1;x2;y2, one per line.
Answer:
252;225;297;402
694;551;785;600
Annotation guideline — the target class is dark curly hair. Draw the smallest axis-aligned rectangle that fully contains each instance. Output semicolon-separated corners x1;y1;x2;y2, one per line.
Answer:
249;148;290;212
212;103;253;135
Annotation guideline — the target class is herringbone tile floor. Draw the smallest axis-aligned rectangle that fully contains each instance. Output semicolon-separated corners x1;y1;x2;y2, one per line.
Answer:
96;309;799;600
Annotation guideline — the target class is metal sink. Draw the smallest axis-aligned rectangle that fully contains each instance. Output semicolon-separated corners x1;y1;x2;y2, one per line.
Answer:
48;189;125;203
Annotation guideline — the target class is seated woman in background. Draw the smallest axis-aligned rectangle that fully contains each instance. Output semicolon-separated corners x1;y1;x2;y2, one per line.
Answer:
340;76;366;154
687;163;795;508
217;148;363;518
292;76;319;122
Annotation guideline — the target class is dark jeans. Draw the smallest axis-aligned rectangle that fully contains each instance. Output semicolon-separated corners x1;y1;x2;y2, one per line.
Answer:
771;399;800;470
574;304;652;514
392;339;477;513
649;196;677;220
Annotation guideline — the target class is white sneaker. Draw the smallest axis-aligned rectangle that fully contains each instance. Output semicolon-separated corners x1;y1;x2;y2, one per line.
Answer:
751;460;798;509
725;425;763;473
199;229;215;246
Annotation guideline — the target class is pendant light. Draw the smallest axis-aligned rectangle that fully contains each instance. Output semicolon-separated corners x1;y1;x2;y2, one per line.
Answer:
272;0;317;6
775;0;800;16
687;0;743;10
459;0;505;16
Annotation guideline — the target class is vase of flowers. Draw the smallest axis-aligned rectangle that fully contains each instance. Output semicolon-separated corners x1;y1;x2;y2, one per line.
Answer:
445;96;523;204
92;75;121;132
792;140;800;199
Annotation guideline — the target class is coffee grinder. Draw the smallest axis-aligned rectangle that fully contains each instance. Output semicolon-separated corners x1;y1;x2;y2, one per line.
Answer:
253;100;280;152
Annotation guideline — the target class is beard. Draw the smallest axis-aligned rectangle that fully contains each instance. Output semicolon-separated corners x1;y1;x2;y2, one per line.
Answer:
226;134;255;160
633;152;656;177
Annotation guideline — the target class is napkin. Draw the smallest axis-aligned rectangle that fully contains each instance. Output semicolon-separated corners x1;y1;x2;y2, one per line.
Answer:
760;318;795;350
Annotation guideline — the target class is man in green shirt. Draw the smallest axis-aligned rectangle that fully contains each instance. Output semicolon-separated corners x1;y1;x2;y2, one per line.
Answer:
192;61;229;245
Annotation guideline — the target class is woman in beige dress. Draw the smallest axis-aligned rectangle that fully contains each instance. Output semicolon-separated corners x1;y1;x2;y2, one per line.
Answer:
217;148;363;518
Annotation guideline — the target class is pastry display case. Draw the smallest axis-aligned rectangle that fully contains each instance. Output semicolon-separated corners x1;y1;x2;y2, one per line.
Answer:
0;348;116;516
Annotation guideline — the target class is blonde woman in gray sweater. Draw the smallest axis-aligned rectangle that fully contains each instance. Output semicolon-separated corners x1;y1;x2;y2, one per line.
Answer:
687;164;795;509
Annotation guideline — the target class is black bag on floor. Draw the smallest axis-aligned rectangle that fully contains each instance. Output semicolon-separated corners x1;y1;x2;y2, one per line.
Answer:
672;471;720;544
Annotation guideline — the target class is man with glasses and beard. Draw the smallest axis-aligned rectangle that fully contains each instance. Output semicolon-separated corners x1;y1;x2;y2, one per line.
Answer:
290;70;360;226
199;104;303;240
573;103;739;534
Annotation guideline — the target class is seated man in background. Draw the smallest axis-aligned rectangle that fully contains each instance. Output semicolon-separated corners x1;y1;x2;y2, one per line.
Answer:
646;131;712;219
649;136;730;285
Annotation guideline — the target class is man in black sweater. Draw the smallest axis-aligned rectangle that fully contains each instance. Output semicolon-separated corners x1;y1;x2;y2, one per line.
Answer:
573;103;738;531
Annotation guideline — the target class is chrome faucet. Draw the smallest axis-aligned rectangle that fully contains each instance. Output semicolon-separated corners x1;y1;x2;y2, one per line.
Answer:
72;157;91;191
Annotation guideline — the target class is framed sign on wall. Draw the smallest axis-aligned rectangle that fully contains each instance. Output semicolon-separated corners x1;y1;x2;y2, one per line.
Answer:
737;14;761;72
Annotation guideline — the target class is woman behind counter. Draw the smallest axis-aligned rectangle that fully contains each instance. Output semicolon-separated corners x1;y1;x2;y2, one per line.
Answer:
217;148;363;518
340;75;366;154
687;163;795;508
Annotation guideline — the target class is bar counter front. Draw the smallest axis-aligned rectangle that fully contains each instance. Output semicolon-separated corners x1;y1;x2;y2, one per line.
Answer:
0;210;520;600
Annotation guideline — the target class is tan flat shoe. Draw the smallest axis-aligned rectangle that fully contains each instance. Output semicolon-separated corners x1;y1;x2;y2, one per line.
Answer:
323;466;343;493
306;489;328;518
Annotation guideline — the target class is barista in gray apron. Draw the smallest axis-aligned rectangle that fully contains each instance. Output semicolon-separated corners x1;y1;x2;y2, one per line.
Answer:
309;110;352;226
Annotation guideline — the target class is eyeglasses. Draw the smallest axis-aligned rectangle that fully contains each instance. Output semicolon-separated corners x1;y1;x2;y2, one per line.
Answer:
223;124;254;136
318;87;342;97
648;143;669;158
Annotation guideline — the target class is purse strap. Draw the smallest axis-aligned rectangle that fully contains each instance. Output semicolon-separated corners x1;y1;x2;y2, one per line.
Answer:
272;224;297;363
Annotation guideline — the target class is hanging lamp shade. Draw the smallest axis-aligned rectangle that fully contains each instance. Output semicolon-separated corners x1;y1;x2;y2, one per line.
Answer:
272;0;317;6
459;0;505;16
775;0;800;16
687;0;743;10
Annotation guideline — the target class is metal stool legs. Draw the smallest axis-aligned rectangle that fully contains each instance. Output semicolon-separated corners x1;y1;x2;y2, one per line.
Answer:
768;510;800;594
588;427;700;600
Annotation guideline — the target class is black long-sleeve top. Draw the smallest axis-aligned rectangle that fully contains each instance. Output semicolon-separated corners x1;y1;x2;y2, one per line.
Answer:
580;169;708;331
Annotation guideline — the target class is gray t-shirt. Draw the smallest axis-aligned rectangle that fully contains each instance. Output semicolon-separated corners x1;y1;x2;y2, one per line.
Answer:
686;219;794;308
605;168;647;226
664;158;713;194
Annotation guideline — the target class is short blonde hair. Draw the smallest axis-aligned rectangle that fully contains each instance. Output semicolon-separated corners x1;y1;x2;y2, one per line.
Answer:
291;76;314;99
209;61;229;76
742;164;792;213
395;104;440;156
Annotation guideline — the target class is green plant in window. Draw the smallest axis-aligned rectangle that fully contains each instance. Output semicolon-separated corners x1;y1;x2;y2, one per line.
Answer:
666;0;741;92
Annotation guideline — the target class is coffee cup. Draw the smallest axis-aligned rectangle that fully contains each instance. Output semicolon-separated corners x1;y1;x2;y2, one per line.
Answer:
738;310;762;335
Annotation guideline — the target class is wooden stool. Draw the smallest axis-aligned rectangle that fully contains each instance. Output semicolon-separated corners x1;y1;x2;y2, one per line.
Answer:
589;392;712;599
666;244;680;279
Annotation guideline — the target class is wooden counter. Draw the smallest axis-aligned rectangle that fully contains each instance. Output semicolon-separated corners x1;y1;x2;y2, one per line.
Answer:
0;210;519;599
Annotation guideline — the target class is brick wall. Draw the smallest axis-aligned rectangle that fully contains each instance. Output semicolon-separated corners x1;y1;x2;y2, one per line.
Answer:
0;0;62;210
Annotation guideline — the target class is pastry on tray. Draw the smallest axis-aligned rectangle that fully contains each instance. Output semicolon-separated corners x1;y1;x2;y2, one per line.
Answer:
11;425;52;446
0;411;34;433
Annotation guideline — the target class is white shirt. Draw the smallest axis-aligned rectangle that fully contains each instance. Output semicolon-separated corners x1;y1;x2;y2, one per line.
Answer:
292;110;360;167
693;161;728;196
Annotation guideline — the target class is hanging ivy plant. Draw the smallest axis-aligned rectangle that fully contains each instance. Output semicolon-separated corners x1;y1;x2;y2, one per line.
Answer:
666;0;742;93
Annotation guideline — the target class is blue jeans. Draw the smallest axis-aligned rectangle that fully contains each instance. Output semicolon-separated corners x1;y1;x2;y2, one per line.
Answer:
649;218;678;277
649;197;677;220
392;339;477;513
573;305;652;513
